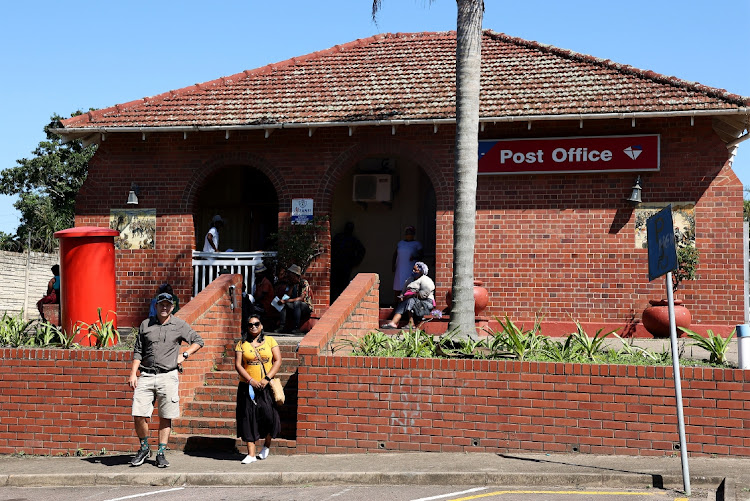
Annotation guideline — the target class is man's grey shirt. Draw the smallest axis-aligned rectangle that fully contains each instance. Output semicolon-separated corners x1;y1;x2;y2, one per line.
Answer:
133;315;204;371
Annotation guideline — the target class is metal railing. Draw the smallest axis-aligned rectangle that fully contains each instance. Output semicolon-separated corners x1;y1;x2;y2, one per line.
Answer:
191;251;277;297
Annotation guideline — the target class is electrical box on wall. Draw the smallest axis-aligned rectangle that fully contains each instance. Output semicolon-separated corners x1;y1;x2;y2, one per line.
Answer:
352;174;392;202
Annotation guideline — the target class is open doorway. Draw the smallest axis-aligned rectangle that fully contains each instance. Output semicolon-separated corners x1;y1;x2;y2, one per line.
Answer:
331;157;436;306
194;166;278;252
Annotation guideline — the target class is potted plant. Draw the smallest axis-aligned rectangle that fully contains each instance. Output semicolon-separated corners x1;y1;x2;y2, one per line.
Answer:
641;244;699;337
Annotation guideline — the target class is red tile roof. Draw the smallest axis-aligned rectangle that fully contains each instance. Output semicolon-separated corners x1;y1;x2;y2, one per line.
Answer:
61;30;749;131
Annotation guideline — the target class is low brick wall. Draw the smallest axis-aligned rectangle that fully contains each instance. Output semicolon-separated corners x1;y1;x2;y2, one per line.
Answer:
0;274;241;455
296;356;749;457
295;274;750;458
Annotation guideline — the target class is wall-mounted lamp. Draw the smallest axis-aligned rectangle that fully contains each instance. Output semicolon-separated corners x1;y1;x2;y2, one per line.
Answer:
626;175;642;205
127;183;141;205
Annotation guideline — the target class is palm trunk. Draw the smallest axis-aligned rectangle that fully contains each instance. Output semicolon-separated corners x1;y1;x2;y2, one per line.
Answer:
447;0;483;339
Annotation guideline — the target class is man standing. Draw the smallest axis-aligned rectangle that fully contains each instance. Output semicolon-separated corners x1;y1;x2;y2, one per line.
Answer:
203;214;224;252
128;292;204;468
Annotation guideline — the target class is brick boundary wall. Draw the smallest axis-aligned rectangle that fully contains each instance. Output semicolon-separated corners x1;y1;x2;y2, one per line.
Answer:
0;274;241;455
295;274;750;458
296;355;749;457
0;250;59;318
298;273;380;357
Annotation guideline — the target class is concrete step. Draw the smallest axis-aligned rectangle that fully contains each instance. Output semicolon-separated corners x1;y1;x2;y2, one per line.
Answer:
174;416;296;440
184;397;298;421
172;433;297;456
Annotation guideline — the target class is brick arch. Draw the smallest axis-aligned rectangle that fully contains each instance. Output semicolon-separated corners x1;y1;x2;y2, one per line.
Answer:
314;138;452;213
179;151;290;213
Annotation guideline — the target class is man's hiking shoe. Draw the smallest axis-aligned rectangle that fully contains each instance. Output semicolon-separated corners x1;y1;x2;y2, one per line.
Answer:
155;452;170;468
130;448;151;466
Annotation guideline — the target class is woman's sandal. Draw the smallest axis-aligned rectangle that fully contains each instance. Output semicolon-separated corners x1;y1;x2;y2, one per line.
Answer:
380;323;398;329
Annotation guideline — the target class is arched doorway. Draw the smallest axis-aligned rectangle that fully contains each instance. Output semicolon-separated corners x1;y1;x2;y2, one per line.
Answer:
195;166;278;251
331;157;436;306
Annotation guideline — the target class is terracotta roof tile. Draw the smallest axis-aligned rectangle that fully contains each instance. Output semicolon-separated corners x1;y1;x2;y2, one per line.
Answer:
61;30;749;130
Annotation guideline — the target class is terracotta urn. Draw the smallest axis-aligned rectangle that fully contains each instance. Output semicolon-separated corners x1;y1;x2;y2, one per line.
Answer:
445;280;489;316
641;299;691;338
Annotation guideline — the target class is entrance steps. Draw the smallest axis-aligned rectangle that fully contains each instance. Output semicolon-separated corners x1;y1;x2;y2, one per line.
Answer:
172;336;302;455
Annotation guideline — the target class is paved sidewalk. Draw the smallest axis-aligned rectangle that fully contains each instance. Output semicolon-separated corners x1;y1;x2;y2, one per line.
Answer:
0;451;747;499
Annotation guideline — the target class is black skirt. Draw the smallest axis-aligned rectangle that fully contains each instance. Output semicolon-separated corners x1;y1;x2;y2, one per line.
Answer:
236;381;281;443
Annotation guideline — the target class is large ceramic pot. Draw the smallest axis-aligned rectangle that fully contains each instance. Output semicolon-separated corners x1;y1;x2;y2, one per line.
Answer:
445;280;489;316
641;299;691;338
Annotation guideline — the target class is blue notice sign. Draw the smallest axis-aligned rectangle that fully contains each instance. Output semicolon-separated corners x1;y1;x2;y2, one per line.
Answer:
646;205;678;282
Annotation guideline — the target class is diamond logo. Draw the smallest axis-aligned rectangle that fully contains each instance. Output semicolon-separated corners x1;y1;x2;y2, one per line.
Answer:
624;145;643;160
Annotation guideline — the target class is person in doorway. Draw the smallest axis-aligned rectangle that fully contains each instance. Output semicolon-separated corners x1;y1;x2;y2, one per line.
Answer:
277;264;313;334
234;314;282;464
37;264;60;319
203;214;224;252
330;222;366;302
391;226;423;305
381;261;435;329
128;292;204;468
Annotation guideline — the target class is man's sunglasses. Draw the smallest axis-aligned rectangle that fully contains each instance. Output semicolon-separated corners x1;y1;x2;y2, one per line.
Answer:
248;321;262;328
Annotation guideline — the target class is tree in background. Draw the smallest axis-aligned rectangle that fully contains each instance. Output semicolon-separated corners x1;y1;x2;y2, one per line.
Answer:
373;0;484;338
0;112;95;252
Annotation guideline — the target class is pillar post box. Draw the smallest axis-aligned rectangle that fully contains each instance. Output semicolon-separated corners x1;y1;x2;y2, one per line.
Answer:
54;227;120;346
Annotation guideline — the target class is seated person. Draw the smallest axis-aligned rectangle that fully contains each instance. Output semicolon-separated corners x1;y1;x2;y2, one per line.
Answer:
381;261;435;329
37;264;60;319
276;264;313;334
149;283;180;317
253;262;275;319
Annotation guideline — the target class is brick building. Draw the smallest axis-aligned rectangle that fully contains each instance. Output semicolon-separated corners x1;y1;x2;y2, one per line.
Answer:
57;30;750;333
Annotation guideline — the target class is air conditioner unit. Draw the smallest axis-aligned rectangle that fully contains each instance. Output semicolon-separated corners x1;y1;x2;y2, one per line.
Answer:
353;174;392;202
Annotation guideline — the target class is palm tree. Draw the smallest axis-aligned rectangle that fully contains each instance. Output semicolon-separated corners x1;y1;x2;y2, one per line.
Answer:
373;1;484;338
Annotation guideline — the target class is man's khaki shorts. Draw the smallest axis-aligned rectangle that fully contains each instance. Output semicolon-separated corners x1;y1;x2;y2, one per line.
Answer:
131;370;180;419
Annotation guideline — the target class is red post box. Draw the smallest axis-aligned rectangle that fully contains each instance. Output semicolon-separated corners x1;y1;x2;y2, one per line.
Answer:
54;227;120;346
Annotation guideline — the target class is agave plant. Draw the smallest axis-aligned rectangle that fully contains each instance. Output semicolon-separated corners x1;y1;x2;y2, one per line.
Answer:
569;321;618;362
488;315;544;362
0;310;35;347
541;335;581;362
84;308;120;349
680;327;735;365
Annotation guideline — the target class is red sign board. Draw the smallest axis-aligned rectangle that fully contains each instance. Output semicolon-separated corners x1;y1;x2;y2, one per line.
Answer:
478;135;660;175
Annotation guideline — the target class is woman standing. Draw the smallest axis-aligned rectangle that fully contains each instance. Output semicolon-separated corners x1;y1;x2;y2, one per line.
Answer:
235;315;282;464
391;226;423;306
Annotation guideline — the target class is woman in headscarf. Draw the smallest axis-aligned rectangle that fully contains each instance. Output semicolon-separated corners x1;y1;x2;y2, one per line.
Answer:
380;261;435;329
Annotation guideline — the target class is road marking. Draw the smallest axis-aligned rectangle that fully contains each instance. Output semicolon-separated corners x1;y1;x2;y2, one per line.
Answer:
450;490;656;500
102;487;185;501
411;487;488;501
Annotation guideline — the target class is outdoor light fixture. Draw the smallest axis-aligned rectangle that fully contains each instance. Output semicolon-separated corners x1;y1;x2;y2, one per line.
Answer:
127;183;140;205
626;175;642;205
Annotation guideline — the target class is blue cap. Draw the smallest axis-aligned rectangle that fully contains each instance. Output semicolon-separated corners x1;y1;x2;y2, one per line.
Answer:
155;292;174;304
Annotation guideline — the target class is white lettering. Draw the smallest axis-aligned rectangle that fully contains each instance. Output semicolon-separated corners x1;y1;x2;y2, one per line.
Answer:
498;149;544;164
552;148;567;162
500;150;513;164
552;147;612;163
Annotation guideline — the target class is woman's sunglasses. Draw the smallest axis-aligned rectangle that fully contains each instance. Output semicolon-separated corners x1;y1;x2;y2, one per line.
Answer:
248;321;262;328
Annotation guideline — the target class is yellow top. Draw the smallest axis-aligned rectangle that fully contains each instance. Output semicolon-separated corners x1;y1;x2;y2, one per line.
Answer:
235;336;278;382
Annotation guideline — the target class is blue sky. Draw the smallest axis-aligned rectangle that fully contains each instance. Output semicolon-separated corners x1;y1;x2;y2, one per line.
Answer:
1;0;748;234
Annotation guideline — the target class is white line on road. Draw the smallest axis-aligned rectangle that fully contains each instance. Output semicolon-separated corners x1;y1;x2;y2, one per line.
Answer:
411;487;487;501
102;487;185;501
